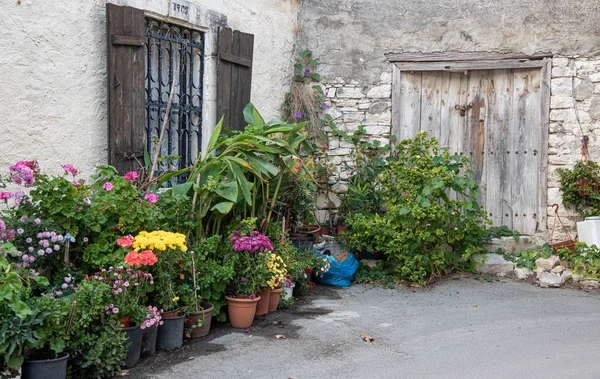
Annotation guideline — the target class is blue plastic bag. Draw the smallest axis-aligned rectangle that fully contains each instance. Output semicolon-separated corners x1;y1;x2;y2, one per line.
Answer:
316;252;359;288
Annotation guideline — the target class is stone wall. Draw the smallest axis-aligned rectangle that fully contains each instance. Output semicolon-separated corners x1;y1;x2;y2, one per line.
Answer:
300;0;600;237
548;56;600;240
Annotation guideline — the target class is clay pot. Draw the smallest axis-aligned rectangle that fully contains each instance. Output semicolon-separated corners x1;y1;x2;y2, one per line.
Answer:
577;179;599;196
255;288;271;317
336;225;349;235
300;225;322;243
185;302;214;338
268;288;284;312
225;295;260;328
119;315;131;328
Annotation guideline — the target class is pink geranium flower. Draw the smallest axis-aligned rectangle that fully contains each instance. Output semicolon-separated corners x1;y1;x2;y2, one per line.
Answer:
144;192;159;203
103;182;114;191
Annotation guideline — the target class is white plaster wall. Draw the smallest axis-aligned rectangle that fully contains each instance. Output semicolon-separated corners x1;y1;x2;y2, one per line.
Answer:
0;0;300;176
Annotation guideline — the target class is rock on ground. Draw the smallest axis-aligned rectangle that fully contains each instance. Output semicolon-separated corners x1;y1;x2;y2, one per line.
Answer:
475;253;515;277
537;272;565;288
580;280;600;290
514;267;534;280
535;256;561;272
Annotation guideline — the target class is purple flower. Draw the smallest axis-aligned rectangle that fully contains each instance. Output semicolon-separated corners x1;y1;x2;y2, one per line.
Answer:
54;245;60;251
61;283;68;289
20;215;28;222
34;218;41;225
304;69;310;75
55;291;63;296
64;277;72;283
28;247;34;253
103;182;114;191
248;294;256;300
321;103;329;110
37;250;44;256
25;237;32;243
83;237;88;242
240;277;247;283
295;111;302;119
45;248;52;254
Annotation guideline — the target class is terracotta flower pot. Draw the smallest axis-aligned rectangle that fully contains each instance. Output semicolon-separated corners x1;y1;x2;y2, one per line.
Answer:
268;288;284;312
255;288;271;317
119;315;131;328
185;302;214;338
225;295;260;328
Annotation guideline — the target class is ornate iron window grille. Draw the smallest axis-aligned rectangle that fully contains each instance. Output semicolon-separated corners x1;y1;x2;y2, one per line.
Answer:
145;18;205;185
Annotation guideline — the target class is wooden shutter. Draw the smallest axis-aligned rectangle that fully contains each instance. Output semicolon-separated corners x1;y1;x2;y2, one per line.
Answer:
106;4;145;174
217;27;254;131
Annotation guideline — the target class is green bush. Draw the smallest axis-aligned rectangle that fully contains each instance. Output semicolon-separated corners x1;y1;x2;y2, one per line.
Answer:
346;132;489;284
557;160;600;217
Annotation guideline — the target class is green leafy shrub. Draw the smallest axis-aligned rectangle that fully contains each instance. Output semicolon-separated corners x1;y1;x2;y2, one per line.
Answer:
557;160;600;217
346;132;489;284
504;245;553;270
558;242;600;279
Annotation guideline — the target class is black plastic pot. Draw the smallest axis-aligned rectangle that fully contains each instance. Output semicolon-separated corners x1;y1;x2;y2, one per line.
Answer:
122;325;142;368
185;302;214;338
157;314;185;350
141;324;158;357
22;351;69;379
290;233;316;251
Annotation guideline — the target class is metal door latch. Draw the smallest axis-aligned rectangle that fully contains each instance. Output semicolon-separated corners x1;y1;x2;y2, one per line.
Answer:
455;102;474;116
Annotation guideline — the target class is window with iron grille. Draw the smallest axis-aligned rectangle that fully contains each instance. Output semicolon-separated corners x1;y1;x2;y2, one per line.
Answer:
144;18;205;183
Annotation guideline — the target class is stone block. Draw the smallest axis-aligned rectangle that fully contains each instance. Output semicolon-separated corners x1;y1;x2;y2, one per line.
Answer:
364;125;391;135
336;87;365;99
552;66;576;78
551;78;574;96
579;280;600;290
380;71;392;84
364;111;391;125
326;88;337;98
552;57;569;68
324;107;343;120
551;96;574;109
535;255;561;271
328;137;340;149
590;72;600;83
550;109;578;123
343;112;366;123
575;79;594;100
514;267;534;280
331;182;348;194
328;148;352;156
475;253;515;277
331;98;359;107
537;272;565;288
368;101;389;115
316;193;341;209
366;84;391;98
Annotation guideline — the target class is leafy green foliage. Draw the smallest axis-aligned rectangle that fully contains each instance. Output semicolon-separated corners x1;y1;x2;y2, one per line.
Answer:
559;242;600;279
353;263;400;288
504;245;553;271
0;301;48;369
483;226;520;242
557;160;600;217
345;132;489;285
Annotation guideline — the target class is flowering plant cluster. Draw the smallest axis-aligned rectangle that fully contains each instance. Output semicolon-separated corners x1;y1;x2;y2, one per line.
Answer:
230;230;274;253
124;250;158;267
9;160;39;187
87;266;154;323
266;253;287;289
133;230;187;252
141;306;163;329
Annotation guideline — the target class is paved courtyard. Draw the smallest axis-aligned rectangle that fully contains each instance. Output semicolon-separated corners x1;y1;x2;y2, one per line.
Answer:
128;275;600;379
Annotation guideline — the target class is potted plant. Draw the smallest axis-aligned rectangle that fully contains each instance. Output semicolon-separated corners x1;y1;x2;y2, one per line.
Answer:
226;227;274;328
130;230;190;351
557;160;600;216
87;266;153;368
183;237;222;338
140;305;162;357
266;253;287;312
282;276;295;301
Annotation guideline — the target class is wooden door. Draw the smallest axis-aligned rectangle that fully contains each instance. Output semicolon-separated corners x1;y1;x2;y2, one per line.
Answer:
393;69;543;235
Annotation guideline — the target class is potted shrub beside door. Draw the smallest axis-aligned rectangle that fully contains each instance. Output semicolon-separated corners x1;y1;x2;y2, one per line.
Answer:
226;227;274;328
558;160;600;216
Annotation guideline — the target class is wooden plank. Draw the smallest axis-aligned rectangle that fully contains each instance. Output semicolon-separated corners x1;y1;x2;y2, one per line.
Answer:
538;60;551;232
235;31;254;130
519;68;542;235
229;30;242;130
455;73;469;157
106;3;145;174
440;72;463;153
220;52;251;67
393;59;547;72
217;27;233;128
391;66;402;146
386;51;552;62
111;35;145;46
485;70;512;228
466;70;488;208
398;72;422;140
510;69;528;234
420;72;442;140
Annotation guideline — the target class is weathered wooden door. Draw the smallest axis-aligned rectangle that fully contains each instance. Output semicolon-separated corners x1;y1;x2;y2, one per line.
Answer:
393;69;543;235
